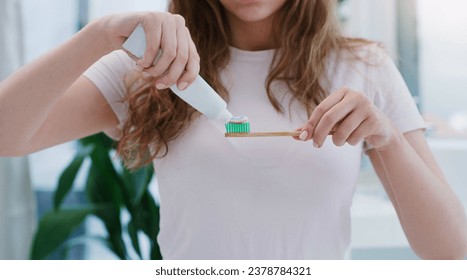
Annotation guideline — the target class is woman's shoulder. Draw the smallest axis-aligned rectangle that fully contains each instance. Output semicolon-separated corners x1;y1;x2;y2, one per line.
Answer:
338;39;390;66
327;39;405;99
96;50;137;72
83;50;138;95
330;39;398;85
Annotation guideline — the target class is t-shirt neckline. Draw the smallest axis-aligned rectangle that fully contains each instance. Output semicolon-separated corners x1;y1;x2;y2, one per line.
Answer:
228;46;276;62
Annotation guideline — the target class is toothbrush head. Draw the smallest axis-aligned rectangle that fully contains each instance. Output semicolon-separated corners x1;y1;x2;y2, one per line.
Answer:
225;116;250;133
225;122;251;133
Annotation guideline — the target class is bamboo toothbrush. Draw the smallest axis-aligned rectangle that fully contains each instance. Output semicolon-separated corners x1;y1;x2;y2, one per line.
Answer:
224;117;300;137
225;131;301;137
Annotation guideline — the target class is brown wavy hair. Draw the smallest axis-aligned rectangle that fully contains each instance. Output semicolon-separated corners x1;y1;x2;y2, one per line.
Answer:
118;0;366;169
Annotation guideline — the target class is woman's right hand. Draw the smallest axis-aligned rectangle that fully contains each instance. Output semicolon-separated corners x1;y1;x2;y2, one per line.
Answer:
100;12;200;90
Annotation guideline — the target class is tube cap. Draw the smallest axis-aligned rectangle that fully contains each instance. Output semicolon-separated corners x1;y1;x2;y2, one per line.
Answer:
216;109;233;123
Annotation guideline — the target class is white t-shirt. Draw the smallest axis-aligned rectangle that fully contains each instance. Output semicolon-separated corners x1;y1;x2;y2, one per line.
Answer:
83;45;426;259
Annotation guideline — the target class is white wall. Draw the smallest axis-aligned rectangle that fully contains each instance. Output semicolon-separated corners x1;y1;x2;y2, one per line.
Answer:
418;0;467;123
341;0;397;58
22;0;78;63
88;0;168;19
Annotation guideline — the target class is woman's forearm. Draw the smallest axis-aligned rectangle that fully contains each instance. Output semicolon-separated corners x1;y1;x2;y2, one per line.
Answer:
369;130;467;259
0;20;113;155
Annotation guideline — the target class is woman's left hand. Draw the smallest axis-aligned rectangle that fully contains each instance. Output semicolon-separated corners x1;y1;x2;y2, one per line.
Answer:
295;87;397;150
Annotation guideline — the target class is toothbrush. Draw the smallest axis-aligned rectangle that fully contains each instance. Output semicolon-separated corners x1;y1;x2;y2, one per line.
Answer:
225;132;301;137
224;117;300;137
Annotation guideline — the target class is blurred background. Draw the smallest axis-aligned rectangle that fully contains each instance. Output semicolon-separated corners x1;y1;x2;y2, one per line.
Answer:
1;0;466;260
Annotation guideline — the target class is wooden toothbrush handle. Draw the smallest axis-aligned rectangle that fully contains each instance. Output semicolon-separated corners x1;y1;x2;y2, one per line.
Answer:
225;131;301;137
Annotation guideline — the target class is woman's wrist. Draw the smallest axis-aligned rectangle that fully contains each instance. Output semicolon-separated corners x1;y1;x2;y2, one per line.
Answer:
83;17;118;56
372;124;404;153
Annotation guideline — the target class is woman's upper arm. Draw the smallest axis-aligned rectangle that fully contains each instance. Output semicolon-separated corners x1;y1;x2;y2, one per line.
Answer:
24;50;135;155
25;75;120;154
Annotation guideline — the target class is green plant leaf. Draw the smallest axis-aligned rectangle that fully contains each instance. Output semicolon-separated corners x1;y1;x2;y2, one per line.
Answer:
122;165;154;207
135;192;161;259
140;192;160;240
79;133;115;149
54;146;93;210
85;149;127;259
88;147;124;207
150;243;163;260
30;207;94;260
127;219;142;259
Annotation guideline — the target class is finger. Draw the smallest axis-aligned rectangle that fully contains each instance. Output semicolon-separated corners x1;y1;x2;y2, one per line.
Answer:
138;18;163;69
176;28;200;88
292;127;305;141
295;123;314;141
329;124;339;135
308;86;348;122
295;121;339;141
156;23;190;90
346;119;372;146
331;108;368;146
147;15;179;84
300;87;349;142
177;52;200;91
313;98;357;147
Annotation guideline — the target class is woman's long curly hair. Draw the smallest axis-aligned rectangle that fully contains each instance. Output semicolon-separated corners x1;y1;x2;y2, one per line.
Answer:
118;0;363;169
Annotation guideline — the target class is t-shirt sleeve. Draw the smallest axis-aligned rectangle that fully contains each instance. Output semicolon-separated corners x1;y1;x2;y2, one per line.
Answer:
83;50;137;139
364;45;427;149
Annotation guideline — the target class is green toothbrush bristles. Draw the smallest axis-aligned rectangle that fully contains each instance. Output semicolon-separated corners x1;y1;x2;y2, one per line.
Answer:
225;122;250;133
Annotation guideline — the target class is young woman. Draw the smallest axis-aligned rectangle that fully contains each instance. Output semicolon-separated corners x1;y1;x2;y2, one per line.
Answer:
0;0;466;259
